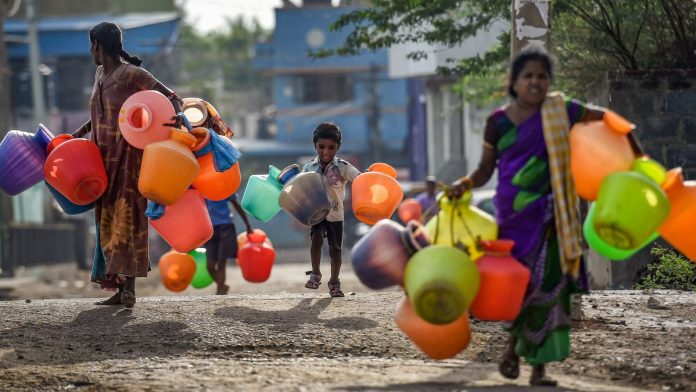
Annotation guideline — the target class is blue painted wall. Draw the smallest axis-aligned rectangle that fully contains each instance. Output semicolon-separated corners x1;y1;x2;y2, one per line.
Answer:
255;6;408;156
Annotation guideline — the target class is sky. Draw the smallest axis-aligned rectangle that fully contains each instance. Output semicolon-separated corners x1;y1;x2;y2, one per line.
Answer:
178;0;283;32
178;0;342;33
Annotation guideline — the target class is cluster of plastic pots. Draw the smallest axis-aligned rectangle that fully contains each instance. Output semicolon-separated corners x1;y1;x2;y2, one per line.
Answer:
0;124;110;216
159;248;215;292
122;91;246;254
351;201;530;360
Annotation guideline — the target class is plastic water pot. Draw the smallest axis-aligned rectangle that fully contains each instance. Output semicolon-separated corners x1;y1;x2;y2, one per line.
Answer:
352;162;403;225
583;202;658;261
237;229;273;249
181;98;208;127
238;231;276;283
278;169;331;226
240;165;283;222
397;198;422;223
188;248;214;289
139;130;200;205
45;182;94;215
658;168;696;261
190;128;241;201
118;90;175;149
149;189;213;253
0;129;48;195
44;135;107;205
593;171;670;249
351;220;430;289
424;192;498;261
159;251;196;292
394;297;471;360
470;240;530;321
403;245;480;325
570;118;634;201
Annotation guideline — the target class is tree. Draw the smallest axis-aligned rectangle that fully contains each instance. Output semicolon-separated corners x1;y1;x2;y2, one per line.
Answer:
177;16;270;96
317;0;696;99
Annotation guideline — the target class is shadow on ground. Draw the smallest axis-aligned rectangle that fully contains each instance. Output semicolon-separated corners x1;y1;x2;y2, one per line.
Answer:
214;297;379;332
0;306;198;368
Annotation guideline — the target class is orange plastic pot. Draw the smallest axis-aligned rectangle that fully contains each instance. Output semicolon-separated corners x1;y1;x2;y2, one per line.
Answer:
43;135;107;205
238;231;276;283
118;90;175;149
659;168;696;262
189;128;241;201
398;198;422;223
470;240;530;321
158;251;196;292
352;162;403;225
139;129;200;205
570;118;634;201
394;297;471;360
149;189;213;253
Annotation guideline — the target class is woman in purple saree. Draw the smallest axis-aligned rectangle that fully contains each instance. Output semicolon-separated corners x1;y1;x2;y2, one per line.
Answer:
451;47;642;386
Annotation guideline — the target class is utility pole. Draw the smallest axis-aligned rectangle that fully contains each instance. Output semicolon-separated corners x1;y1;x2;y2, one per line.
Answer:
366;63;382;162
26;0;45;126
0;0;16;276
511;0;551;57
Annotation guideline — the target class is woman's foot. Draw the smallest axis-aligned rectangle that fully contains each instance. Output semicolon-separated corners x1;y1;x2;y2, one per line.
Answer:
216;284;230;295
498;349;520;379
530;365;557;387
95;292;122;306
121;289;136;308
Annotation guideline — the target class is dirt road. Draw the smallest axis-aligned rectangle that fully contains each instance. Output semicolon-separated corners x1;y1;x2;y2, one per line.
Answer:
1;262;695;391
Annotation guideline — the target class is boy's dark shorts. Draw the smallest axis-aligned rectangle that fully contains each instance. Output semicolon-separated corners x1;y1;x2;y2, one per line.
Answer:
310;220;343;252
205;223;238;261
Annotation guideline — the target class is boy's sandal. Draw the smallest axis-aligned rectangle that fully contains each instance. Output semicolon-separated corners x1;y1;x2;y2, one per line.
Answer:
328;281;344;298
305;271;322;289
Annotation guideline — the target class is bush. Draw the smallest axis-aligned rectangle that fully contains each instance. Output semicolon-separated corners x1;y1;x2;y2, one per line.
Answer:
634;246;696;291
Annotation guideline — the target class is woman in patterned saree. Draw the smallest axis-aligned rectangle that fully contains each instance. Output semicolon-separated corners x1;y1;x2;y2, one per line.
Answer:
72;22;185;308
450;46;642;386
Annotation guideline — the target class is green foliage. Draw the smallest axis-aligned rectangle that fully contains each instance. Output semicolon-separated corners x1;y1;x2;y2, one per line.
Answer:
178;17;270;94
634;246;696;291
317;0;696;101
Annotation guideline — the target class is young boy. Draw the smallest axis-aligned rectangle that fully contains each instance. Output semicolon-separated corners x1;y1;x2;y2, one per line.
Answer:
204;194;253;295
302;122;360;297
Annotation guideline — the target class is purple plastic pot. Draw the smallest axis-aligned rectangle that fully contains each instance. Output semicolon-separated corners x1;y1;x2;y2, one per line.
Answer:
0;129;49;195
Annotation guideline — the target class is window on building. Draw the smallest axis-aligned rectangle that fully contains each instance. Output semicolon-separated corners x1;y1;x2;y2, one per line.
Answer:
293;74;354;103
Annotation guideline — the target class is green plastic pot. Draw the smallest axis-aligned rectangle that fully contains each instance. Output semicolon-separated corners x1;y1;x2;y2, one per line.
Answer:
404;245;480;325
583;203;659;261
593;171;670;249
189;248;214;289
631;156;667;185
240;165;283;222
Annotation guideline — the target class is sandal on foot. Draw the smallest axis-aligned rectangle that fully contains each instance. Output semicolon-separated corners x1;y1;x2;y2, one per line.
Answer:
530;366;557;387
95;291;122;306
499;353;520;380
305;271;322;289
121;289;136;309
328;281;344;298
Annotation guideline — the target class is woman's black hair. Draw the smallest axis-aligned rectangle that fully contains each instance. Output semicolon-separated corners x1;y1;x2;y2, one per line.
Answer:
313;122;341;145
89;22;143;66
508;45;553;98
